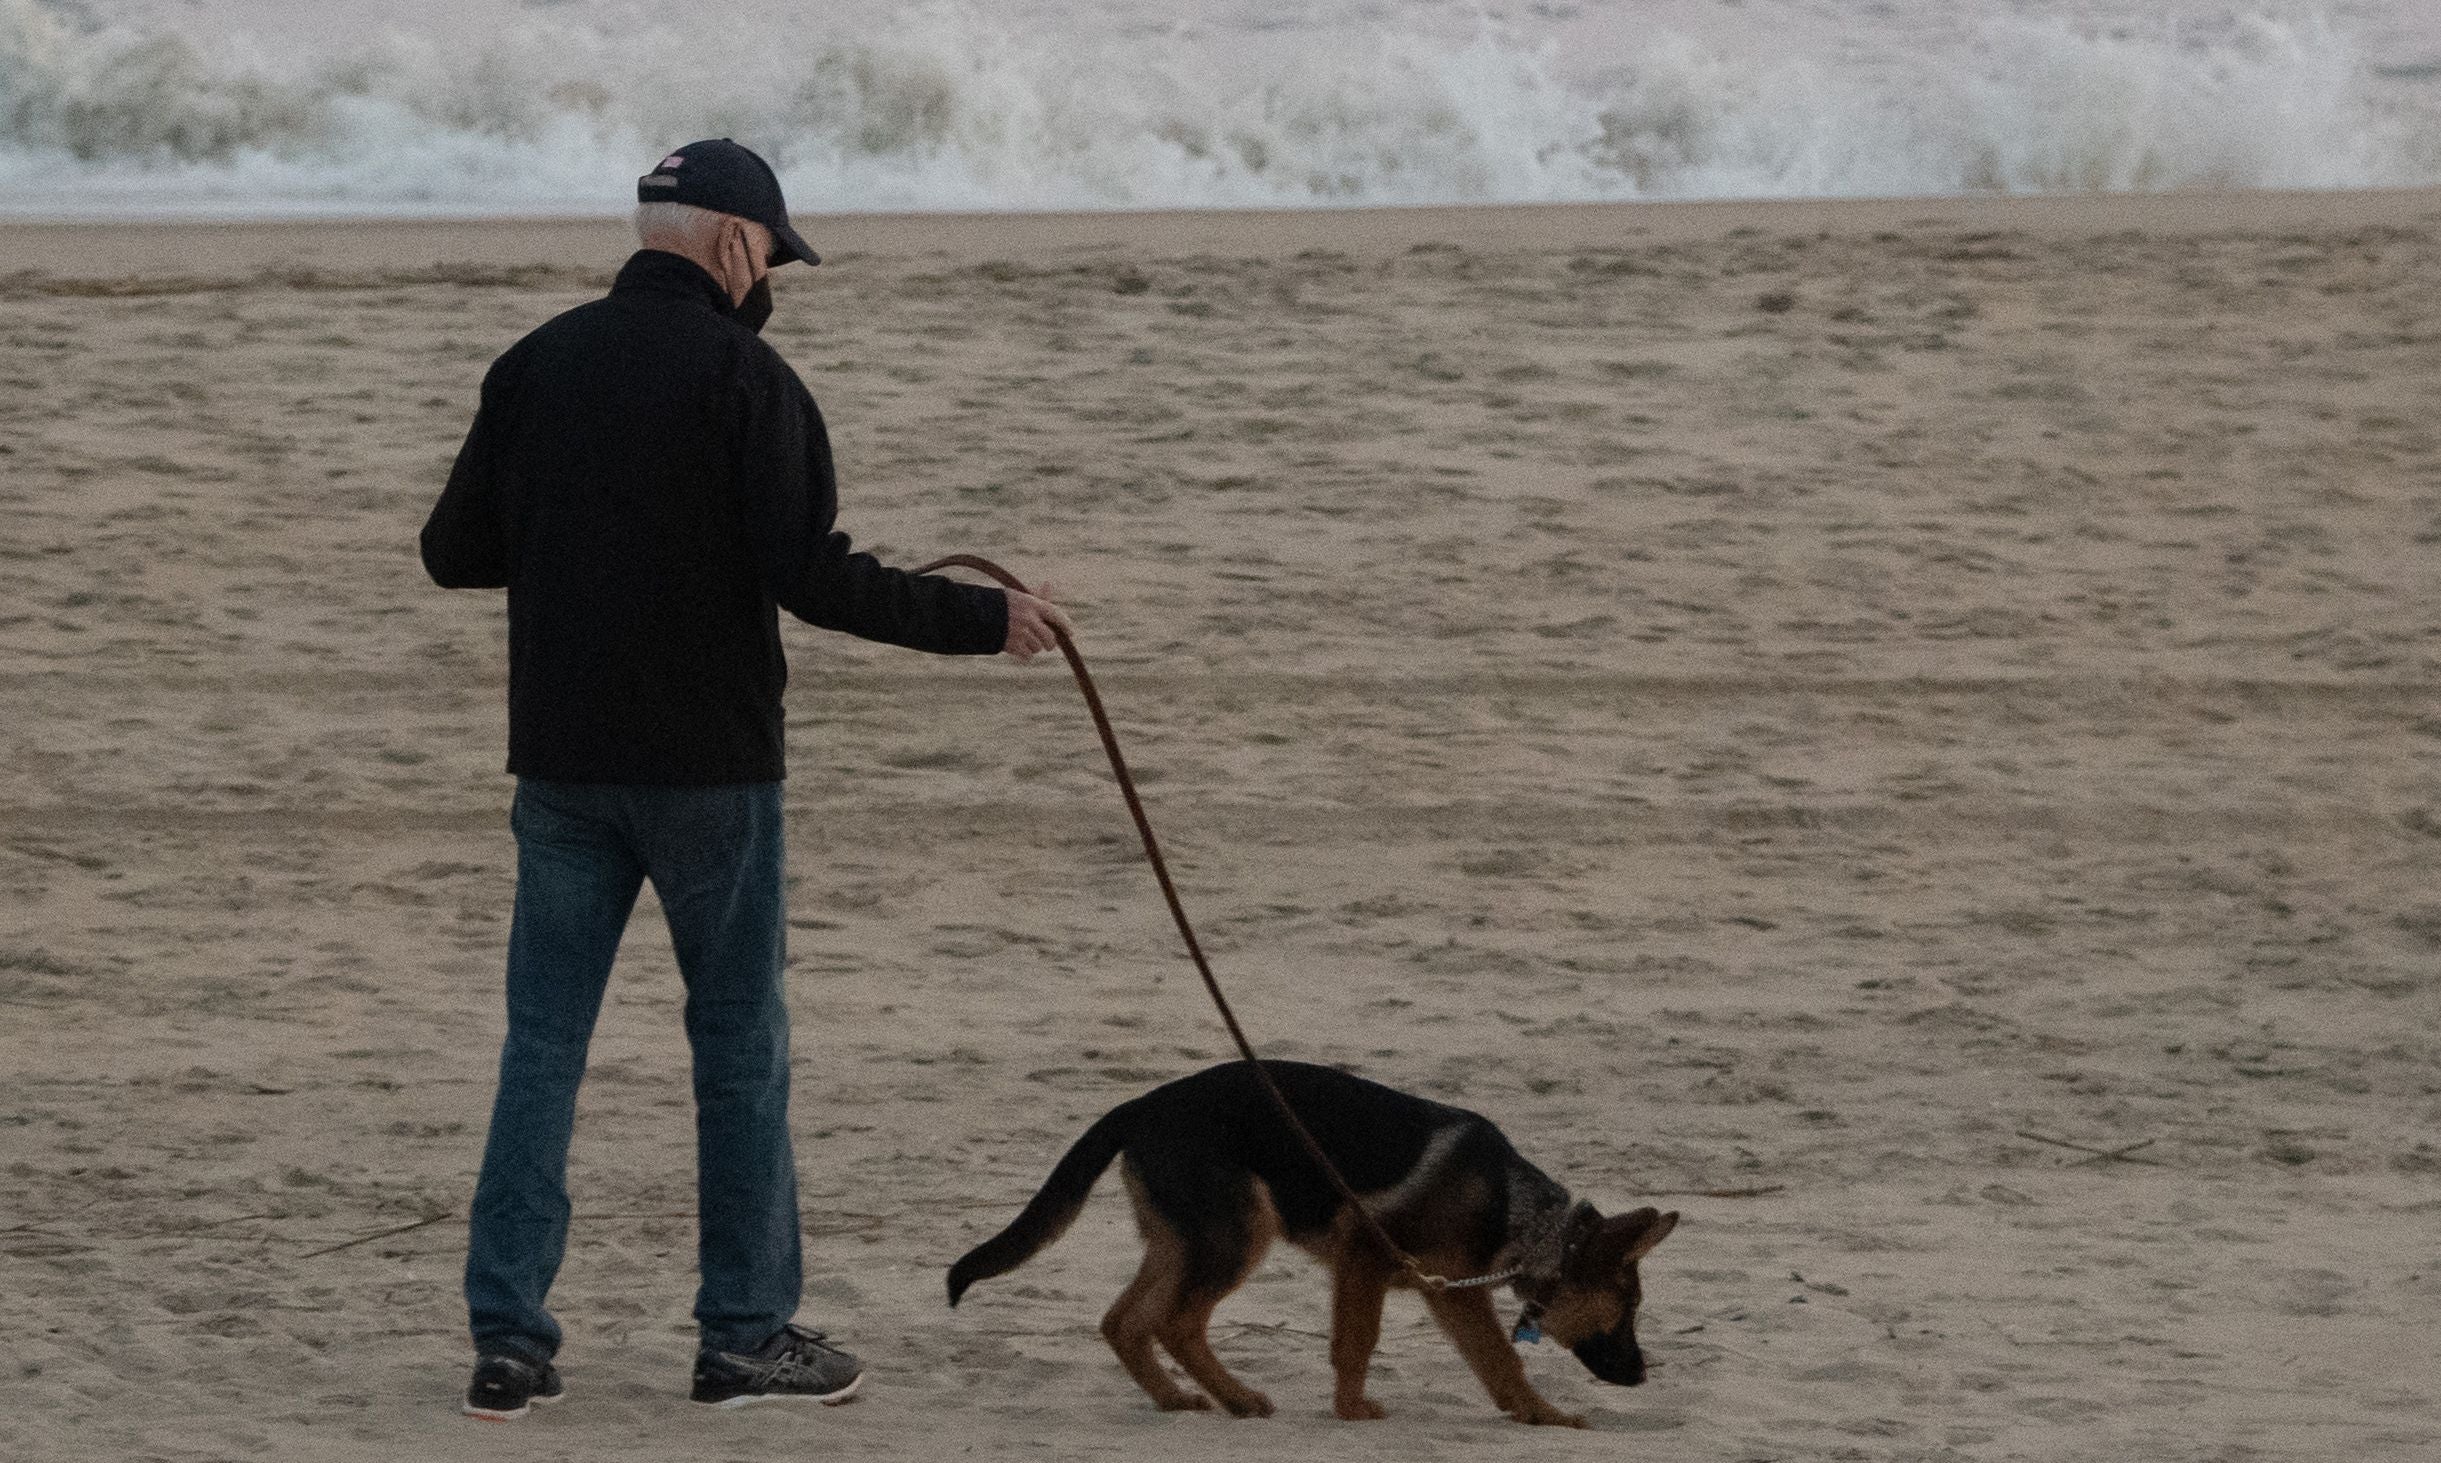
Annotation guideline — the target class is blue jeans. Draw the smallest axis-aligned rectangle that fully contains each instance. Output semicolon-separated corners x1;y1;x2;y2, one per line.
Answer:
465;778;800;1360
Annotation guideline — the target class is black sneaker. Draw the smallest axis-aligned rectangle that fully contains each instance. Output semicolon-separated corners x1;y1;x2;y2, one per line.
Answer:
462;1351;565;1420
691;1324;864;1407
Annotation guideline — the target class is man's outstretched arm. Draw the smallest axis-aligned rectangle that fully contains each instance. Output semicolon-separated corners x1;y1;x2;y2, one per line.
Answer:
738;365;1070;656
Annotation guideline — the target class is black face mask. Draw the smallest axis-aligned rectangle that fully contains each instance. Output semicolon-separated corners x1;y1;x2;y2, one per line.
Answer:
734;274;773;335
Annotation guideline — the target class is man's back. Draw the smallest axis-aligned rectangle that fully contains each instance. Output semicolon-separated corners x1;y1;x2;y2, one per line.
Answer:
422;249;1003;784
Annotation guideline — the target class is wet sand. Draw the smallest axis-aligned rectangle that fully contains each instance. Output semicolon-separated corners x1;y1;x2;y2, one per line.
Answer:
3;190;2439;1461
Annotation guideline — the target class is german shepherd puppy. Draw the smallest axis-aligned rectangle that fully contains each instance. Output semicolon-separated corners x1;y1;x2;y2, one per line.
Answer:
947;1060;1678;1427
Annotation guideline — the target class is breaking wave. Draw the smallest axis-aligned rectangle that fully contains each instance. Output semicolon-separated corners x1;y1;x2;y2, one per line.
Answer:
1;0;2434;217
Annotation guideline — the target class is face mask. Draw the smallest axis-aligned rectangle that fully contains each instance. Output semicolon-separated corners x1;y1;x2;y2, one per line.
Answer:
734;274;774;335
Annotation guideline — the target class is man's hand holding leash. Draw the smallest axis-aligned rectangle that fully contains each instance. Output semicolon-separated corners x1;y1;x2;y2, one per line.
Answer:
1001;585;1075;662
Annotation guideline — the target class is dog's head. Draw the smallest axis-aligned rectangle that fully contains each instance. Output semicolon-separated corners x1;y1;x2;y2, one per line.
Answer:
1526;1205;1678;1386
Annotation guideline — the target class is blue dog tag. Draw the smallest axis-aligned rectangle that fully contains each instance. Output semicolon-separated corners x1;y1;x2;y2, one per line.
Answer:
1512;1319;1542;1345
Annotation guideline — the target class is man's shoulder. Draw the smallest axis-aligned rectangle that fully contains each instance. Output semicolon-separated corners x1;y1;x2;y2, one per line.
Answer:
486;295;617;372
730;329;821;409
517;292;635;349
488;293;817;416
495;292;752;371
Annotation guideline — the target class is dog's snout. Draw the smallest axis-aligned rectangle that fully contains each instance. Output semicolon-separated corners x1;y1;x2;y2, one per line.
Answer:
1571;1332;1646;1387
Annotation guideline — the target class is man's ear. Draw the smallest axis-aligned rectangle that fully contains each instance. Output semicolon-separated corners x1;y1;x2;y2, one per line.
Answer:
715;217;756;304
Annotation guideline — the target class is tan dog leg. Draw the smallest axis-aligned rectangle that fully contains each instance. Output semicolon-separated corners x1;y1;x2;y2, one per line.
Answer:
1328;1256;1392;1420
1102;1221;1211;1412
1156;1202;1276;1418
1160;1290;1275;1418
1419;1288;1586;1428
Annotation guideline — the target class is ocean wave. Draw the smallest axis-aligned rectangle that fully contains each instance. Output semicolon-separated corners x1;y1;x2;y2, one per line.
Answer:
1;0;2433;216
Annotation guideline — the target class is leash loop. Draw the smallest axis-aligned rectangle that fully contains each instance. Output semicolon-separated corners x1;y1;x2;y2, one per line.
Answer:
918;553;1510;1296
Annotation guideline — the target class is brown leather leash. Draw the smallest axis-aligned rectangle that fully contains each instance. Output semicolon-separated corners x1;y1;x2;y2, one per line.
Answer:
916;553;1514;1294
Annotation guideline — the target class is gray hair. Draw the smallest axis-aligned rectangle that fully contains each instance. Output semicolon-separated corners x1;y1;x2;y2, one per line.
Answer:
634;201;730;253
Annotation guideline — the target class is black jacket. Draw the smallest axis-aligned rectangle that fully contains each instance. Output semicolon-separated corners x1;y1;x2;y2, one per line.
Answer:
420;250;1007;784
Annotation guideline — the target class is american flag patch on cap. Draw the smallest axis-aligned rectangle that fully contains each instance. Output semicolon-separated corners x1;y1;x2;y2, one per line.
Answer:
660;155;686;168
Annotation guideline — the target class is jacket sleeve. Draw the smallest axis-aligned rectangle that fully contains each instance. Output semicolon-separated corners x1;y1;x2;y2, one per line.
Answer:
420;356;515;589
736;353;1008;655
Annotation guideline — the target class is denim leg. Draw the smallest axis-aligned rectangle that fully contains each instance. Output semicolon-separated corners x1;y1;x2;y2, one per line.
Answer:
630;783;799;1354
465;779;644;1361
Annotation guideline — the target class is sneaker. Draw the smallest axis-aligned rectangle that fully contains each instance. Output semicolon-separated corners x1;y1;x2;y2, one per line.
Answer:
691;1323;864;1407
463;1351;566;1420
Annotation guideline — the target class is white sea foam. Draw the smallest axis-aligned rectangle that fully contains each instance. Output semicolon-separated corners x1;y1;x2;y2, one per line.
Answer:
1;0;2434;218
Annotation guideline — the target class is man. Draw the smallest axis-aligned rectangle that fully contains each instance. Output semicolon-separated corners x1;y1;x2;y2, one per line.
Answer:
420;138;1071;1420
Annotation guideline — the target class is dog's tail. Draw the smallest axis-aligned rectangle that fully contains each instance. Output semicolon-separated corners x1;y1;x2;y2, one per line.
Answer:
946;1107;1130;1307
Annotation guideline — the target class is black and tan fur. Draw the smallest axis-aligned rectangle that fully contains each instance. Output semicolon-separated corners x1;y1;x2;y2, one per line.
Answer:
947;1061;1678;1426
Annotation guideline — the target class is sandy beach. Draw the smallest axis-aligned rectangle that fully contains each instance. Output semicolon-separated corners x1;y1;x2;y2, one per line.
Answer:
3;189;2439;1462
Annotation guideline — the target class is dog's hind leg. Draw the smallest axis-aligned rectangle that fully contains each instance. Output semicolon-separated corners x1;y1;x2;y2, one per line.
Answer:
1154;1192;1279;1418
1419;1286;1585;1428
1102;1171;1211;1412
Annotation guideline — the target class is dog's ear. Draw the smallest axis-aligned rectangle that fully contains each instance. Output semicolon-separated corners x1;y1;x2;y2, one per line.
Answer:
1600;1206;1679;1268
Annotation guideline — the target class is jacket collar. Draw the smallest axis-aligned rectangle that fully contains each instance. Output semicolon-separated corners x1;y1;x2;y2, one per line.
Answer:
613;249;737;316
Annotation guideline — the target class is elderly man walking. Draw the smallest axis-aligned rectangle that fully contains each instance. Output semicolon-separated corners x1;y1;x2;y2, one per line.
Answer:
420;138;1070;1420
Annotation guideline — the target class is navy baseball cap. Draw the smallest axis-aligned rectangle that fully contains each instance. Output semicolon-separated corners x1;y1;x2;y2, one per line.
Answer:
637;139;820;267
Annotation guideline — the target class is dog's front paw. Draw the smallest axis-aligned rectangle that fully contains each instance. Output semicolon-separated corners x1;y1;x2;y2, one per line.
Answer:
1221;1389;1274;1419
1158;1393;1214;1412
1334;1396;1388;1421
1512;1403;1587;1428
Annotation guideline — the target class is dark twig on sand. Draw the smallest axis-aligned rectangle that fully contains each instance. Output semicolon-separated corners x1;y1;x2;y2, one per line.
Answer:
580;1210;890;1237
2014;1131;2164;1166
300;1211;452;1259
1222;1319;1333;1342
4;841;103;869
